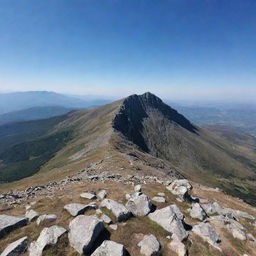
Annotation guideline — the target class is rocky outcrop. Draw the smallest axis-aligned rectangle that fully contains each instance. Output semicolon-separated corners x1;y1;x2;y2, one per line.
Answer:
0;236;28;256
68;215;105;254
137;234;160;256
0;215;27;238
148;205;188;241
64;203;97;217
29;225;66;256
125;192;153;217
100;199;132;221
91;240;125;256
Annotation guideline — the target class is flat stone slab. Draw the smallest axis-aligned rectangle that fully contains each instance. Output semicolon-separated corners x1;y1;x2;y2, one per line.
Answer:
64;203;97;217
0;215;28;238
80;192;97;200
91;240;125;256
36;214;57;226
152;196;166;203
0;236;28;256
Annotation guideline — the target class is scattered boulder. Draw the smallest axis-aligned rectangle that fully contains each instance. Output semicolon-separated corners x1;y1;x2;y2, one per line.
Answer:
80;192;97;200
168;239;187;256
97;190;107;199
100;199;131;221
166;179;192;201
36;214;57;226
189;203;208;221
134;185;142;192
0;215;27;238
100;214;112;224
152;196;166;203
64;203;97;217
91;240;125;256
68;215;105;254
192;223;221;249
148;205;188;241
138;234;160;256
201;202;222;215
0;236;28;256
126;193;153;216
29;225;66;256
25;209;39;221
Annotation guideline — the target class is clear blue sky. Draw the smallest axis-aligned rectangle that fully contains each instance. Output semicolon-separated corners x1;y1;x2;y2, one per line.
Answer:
0;0;255;101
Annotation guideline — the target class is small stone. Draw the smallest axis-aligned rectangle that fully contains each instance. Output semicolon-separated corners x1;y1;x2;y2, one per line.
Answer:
0;236;28;256
101;214;112;224
152;196;166;203
80;192;97;200
157;192;165;196
189;203;207;221
109;224;118;230
97;190;107;199
138;234;160;256
25;209;39;221
134;185;142;192
36;214;57;226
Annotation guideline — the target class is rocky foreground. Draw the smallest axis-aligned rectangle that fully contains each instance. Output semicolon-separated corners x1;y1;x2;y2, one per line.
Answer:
0;174;256;256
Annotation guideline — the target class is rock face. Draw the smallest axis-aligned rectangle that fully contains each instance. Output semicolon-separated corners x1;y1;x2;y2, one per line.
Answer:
100;199;131;221
126;193;153;217
148;205;188;241
0;236;28;256
29;225;66;256
36;214;57;226
189;203;208;221
25;209;39;221
166;179;192;201
169;239;187;256
68;215;105;254
80;192;97;200
138;234;160;256
91;240;125;256
192;223;221;249
0;215;27;238
64;203;97;217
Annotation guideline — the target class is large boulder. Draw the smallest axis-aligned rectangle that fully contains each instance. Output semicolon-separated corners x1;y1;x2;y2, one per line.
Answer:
64;203;97;217
68;215;105;254
0;236;28;256
36;214;57;226
91;240;125;256
148;205;188;241
126;193;153;217
189;203;208;221
0;215;27;238
137;234;160;256
100;199;131;221
28;225;66;256
192;223;221;249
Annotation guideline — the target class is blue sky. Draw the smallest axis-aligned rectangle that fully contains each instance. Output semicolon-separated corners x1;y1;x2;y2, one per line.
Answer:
0;0;255;101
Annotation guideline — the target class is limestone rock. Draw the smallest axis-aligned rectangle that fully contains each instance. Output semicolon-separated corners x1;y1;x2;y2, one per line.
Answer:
68;215;105;254
36;214;57;226
0;236;28;256
148;205;188;241
189;203;208;221
192;223;221;249
138;234;160;256
64;203;97;217
29;225;66;256
80;192;97;200
25;209;39;221
100;199;131;221
97;190;107;199
126;193;153;216
152;196;166;203
169;239;187;256
0;215;27;238
91;240;125;256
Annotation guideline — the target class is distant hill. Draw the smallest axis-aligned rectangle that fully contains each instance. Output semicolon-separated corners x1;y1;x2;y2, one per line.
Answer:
0;91;109;115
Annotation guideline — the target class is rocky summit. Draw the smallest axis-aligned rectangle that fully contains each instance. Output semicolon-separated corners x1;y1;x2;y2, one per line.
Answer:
0;93;256;255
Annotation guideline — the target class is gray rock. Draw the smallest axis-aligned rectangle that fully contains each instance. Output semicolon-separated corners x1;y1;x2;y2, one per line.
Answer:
64;203;97;217
126;193;153;216
152;196;166;203
109;224;118;230
189;203;208;221
25;209;39;221
138;234;160;256
100;199;131;221
29;225;66;256
80;192;97;200
157;192;165;197
0;236;28;256
36;214;57;226
134;184;142;192
91;240;125;256
201;202;222;215
100;214;112;224
97;190;107;199
192;223;221;249
68;215;105;254
166;179;192;197
0;215;27;238
168;239;187;256
148;205;188;241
